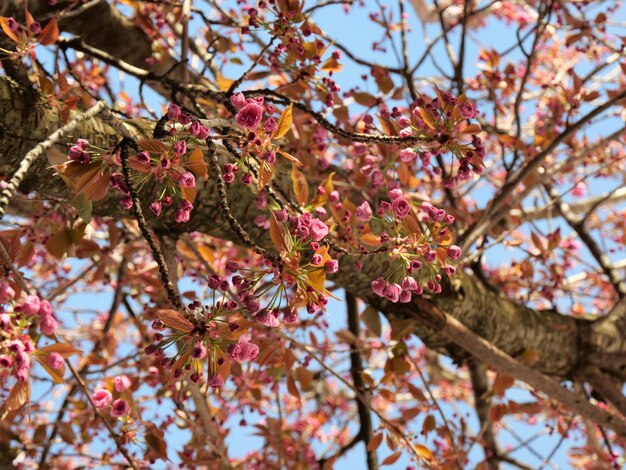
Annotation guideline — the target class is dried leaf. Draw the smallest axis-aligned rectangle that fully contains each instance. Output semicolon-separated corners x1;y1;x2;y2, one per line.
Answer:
156;309;194;333
273;103;293;139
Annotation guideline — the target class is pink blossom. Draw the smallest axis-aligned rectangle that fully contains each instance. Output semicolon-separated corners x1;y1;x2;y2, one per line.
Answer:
235;103;263;130
93;389;112;408
324;260;339;274
399;290;412;303
111;399;130;417
401;277;418;292
230;93;247;110
309;219;329;241
191;343;207;360
179;171;195;188
392;198;410;218
572;182;586;197
371;277;386;296
383;284;401;303
208;373;224;388
39;300;52;317
190;121;210;139
114;375;132;392
29;22;41;35
355;201;372;222
167;103;181;119
447;245;462;260
0;283;15;303
458;101;478;119
311;254;323;265
149;201;162;216
444;265;456;275
255;309;280;327
388;188;403;201
68;145;90;163
173;140;187;155
46;352;64;370
399;148;416;163
40;314;58;335
21;295;41;315
274;208;288;222
0;355;12;368
264;118;278;134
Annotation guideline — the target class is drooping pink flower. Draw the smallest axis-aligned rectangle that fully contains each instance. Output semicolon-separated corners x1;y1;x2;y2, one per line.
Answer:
111;399;130;417
399;290;412;303
392;198;410;218
46;352;64;370
401;277;418;292
399;148;416;163
208;373;224;388
114;375;132;392
388;189;403;200
371;277;386;296
149;200;162;216
235;103;263;130
191;343;207;360
264;118;278;134
92;389;112;408
382;284;401;303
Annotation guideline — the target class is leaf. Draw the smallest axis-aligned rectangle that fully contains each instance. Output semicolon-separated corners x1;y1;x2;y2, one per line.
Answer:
269;214;291;256
273;103;293;139
276;148;302;165
362;307;382;336
352;92;378;107
216;72;234;91
25;10;35;29
138;139;168;153
367;433;383;452
156;309;194;333
71;193;92;223
291;164;309;207
145;423;168;460
0;17;19;43
295;367;314;390
58;422;75;444
45;229;73;259
37;18;59;45
336;329;357;345
257;161;274;189
492;373;515;396
413;444;434;462
381;451;402;466
37;357;65;384
39;343;82;357
3;380;30;414
417;107;437;130
287;374;301;402
75;165;110;201
321;56;342;73
181;184;197;204
186;148;208;179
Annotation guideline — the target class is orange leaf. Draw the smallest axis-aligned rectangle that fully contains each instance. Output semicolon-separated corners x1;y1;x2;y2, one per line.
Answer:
36;357;65;385
276;148;302;165
492;373;515;396
75;164;110;201
413;444;434;462
321;56;342;73
186;148;208;179
181;184;197;204
417;107;437;130
0;17;19;43
269;214;291;256
287;374;301;402
25;10;35;29
37;18;59;45
291;164;309;207
273;103;293;139
156;309;194;333
257;161;274;189
39;343;81;357
45;229;73;259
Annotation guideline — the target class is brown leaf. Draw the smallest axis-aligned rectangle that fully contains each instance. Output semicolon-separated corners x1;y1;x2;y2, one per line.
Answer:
257;160;274;189
58;422;75;444
138;139;168;153
269;214;291;256
3;380;30;414
39;343;82;357
381;451;401;466
145;423;168;460
367;433;383;452
287;374;301;402
291;164;309;207
295;367;314;390
492;373;515;396
156;309;194;333
362;307;382;337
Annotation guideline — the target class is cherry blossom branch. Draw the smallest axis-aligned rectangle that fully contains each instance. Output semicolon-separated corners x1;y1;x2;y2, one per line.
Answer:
0;100;107;219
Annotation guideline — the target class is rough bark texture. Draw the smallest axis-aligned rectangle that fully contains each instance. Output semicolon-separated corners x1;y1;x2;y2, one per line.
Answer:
0;76;623;384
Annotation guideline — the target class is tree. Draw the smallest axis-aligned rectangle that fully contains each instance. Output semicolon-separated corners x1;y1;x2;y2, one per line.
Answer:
0;0;625;468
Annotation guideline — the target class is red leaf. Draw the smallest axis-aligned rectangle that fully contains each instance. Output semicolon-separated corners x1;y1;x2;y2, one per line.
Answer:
37;18;59;46
156;309;194;333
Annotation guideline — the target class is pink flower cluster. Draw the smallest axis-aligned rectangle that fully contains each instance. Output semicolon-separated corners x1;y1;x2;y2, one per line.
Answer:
0;335;34;382
18;295;58;335
92;387;130;418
